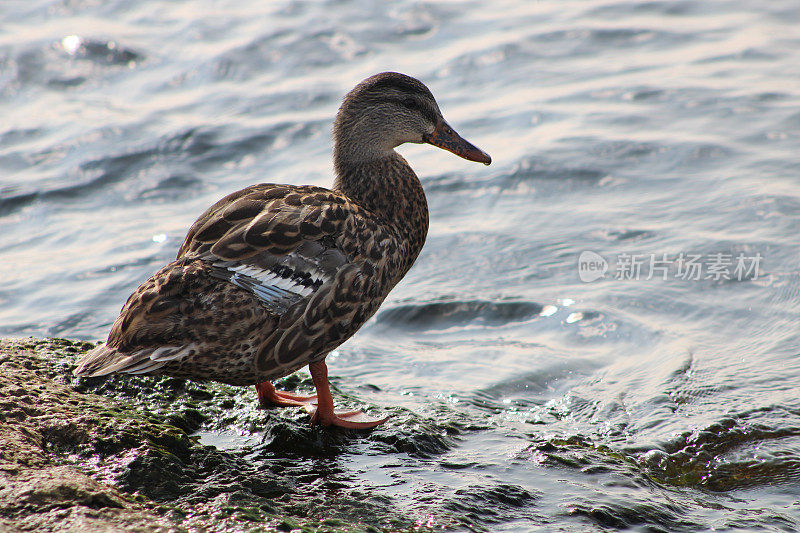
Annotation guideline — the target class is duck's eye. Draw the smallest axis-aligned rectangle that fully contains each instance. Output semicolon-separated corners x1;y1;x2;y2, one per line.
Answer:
444;126;453;135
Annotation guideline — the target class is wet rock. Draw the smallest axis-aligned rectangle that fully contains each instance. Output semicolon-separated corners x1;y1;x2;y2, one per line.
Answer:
4;467;125;511
0;338;422;532
0;338;180;532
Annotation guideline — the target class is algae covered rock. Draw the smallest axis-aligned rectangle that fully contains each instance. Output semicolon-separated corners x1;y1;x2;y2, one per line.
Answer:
0;338;439;532
0;338;181;532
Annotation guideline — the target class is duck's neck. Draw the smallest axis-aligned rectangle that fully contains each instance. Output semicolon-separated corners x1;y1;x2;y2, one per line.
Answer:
333;151;429;269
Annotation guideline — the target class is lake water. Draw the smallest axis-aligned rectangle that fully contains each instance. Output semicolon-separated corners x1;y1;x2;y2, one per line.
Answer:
2;0;799;531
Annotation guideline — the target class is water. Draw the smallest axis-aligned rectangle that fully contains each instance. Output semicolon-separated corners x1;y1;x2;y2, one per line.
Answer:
2;0;800;530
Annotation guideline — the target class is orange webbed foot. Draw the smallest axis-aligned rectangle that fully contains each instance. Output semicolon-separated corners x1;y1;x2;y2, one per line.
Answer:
306;360;388;430
304;401;388;429
255;381;317;408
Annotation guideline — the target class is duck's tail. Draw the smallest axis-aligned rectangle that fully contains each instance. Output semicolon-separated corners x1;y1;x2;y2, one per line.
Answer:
73;343;194;377
73;343;118;377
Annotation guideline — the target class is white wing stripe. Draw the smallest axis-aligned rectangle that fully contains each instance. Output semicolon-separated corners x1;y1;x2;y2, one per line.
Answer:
228;264;319;296
218;263;320;298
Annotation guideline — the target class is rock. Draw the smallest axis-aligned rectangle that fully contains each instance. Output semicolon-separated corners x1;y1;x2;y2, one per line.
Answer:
0;338;419;532
0;338;181;532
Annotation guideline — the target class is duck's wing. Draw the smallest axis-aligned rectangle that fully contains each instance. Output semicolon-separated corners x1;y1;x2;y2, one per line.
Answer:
179;184;375;312
75;184;395;380
181;181;399;337
178;184;354;261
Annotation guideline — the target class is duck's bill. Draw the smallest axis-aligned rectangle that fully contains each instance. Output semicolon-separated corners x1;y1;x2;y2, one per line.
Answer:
424;121;491;165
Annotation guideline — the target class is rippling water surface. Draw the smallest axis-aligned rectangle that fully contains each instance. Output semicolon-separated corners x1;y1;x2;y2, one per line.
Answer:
2;0;800;530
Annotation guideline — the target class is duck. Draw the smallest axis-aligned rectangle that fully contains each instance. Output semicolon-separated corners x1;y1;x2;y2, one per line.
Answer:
73;72;491;429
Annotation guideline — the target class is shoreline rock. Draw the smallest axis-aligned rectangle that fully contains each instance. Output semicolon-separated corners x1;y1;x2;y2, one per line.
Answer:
0;338;182;532
0;338;426;533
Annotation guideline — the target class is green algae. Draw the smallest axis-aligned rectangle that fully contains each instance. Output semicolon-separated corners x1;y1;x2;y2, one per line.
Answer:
1;338;447;532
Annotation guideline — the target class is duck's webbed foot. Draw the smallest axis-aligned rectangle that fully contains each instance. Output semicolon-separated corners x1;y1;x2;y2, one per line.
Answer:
305;360;388;430
255;381;317;407
305;402;388;429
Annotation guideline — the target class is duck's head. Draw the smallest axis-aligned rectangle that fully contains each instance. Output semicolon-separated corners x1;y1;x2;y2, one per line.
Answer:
333;72;491;166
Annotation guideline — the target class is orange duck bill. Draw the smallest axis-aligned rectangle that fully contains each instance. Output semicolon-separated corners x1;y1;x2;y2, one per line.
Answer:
424;121;492;165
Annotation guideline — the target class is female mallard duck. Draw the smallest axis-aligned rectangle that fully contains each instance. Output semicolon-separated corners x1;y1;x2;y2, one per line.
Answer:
74;72;491;429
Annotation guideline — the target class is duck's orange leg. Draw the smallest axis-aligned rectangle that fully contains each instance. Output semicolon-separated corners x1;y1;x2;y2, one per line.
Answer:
304;360;387;429
255;381;317;407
